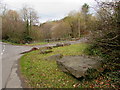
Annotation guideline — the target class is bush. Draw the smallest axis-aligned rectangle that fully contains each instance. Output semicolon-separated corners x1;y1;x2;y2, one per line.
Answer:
23;35;33;43
84;1;120;88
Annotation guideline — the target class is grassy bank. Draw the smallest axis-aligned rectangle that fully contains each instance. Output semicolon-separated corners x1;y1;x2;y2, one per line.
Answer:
20;43;88;88
20;43;118;88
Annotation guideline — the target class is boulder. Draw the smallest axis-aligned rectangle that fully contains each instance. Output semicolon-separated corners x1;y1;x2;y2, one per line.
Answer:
63;42;71;46
53;42;71;48
45;54;63;60
39;50;52;54
71;38;76;41
53;43;64;48
31;47;39;51
20;47;39;54
46;46;53;49
57;55;102;78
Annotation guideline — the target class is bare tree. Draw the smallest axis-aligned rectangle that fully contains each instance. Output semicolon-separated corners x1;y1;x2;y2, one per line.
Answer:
21;6;39;35
0;2;7;16
2;10;25;43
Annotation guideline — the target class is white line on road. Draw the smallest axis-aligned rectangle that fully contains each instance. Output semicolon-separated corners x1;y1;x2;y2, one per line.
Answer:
1;45;5;55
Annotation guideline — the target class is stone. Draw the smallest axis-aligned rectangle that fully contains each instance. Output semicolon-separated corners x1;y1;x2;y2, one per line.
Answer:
39;50;52;54
75;38;80;41
31;47;39;51
53;43;64;48
71;38;76;41
46;46;53;49
45;54;63;60
57;55;102;78
63;42;71;46
53;42;71;48
20;47;39;54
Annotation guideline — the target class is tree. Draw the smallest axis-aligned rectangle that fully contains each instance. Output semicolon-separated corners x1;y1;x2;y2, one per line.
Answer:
40;21;54;39
2;10;25;43
81;3;90;31
0;2;7;16
51;20;70;39
21;6;39;43
89;0;120;75
81;3;89;16
63;11;79;38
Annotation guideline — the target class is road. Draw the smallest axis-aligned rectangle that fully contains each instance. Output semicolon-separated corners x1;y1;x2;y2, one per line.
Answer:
0;42;59;88
1;42;32;88
0;38;88;89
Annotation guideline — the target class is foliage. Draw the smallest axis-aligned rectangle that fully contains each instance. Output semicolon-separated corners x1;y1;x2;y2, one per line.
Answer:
20;42;119;88
91;0;120;66
85;0;120;88
1;5;40;44
82;3;89;15
23;35;33;43
85;68;100;80
1;2;97;44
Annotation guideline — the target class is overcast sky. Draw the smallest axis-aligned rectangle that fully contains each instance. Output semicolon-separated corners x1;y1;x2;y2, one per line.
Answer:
2;0;99;23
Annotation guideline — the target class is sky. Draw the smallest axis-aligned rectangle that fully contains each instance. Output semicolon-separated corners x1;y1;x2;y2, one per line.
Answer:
2;0;98;23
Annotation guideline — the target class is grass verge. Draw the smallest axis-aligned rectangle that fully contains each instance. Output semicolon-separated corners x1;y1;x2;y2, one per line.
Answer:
20;43;88;88
20;43;119;88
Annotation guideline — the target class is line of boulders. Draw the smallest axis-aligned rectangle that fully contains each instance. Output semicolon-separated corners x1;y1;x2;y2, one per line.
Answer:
44;38;80;42
20;42;71;54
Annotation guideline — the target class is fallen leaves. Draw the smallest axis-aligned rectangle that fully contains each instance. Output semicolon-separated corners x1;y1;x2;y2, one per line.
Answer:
100;82;104;85
73;83;80;88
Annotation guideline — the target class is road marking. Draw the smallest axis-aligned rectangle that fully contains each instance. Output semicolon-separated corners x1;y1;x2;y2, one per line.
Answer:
1;45;5;55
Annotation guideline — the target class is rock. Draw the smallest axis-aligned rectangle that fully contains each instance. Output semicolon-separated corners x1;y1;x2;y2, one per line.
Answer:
39;50;52;54
53;43;64;48
63;42;71;46
53;42;71;48
75;38;80;41
45;54;63;60
46;46;53;49
31;47;39;51
71;38;76;41
56;43;64;46
20;47;39;54
57;55;102;78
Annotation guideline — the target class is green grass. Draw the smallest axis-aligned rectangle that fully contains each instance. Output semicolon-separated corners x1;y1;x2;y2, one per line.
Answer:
20;43;119;88
20;43;88;88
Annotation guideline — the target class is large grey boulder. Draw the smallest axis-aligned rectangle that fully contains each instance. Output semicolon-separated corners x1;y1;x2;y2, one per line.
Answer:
57;55;102;78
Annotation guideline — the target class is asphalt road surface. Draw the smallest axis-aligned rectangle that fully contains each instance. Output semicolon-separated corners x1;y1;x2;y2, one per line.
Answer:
0;42;58;88
1;42;32;88
0;38;88;89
